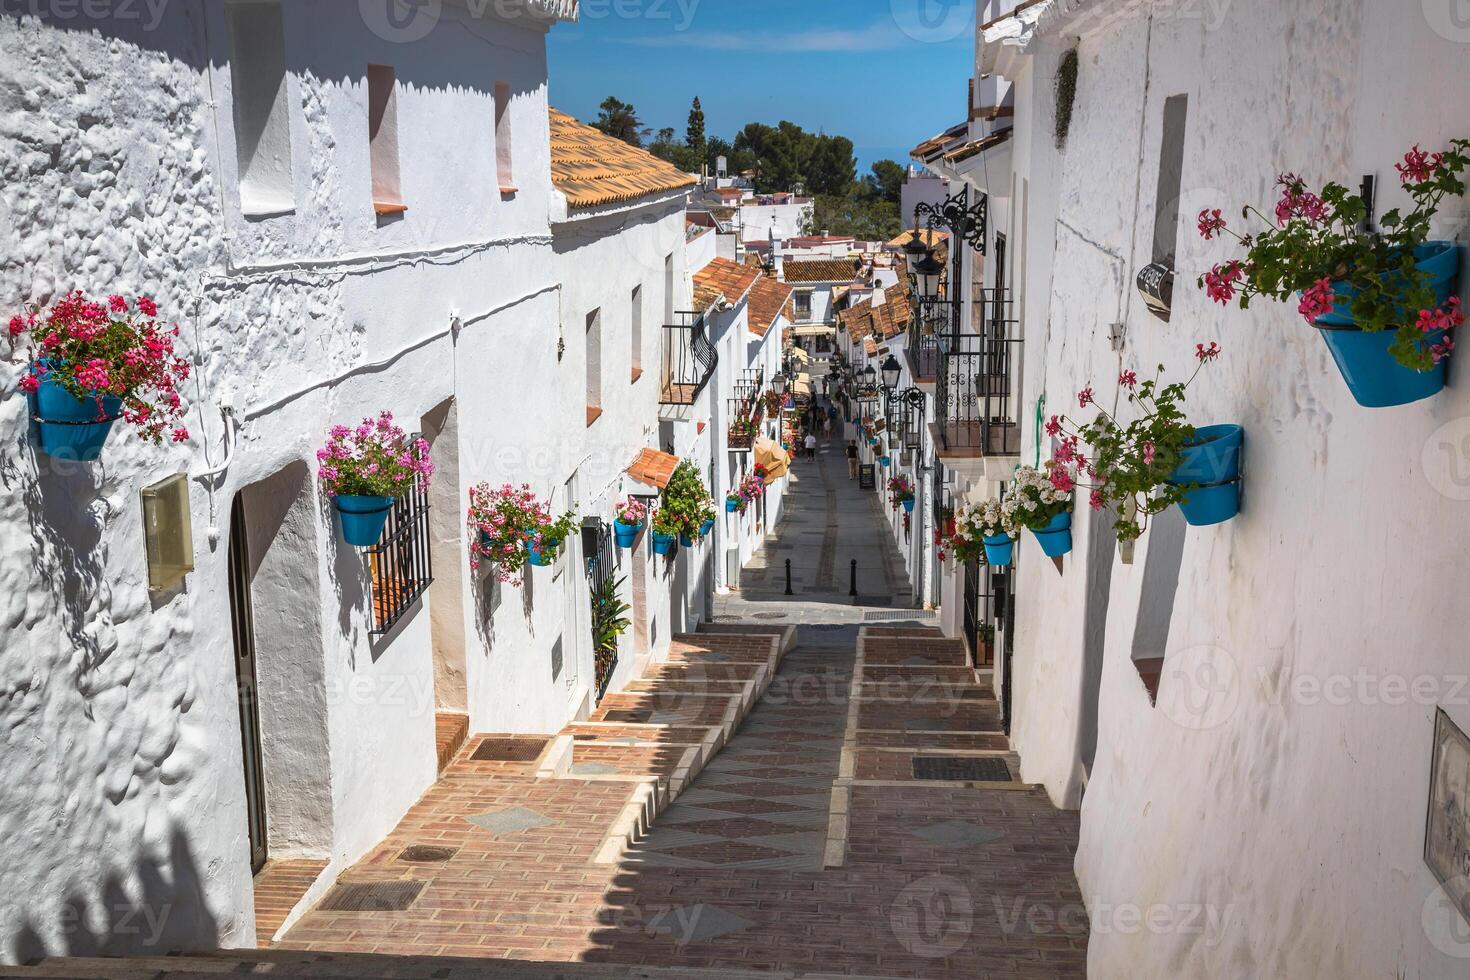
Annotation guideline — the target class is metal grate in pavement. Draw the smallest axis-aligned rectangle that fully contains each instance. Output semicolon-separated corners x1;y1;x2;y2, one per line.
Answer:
398;844;458;863
470;737;549;762
864;609;934;621
912;756;1011;782
753;612;789;620
318;880;424;912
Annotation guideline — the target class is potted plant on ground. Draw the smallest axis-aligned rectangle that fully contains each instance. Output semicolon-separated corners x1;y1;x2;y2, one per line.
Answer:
10;291;191;460
888;474;916;513
650;506;681;555
1045;345;1240;543
318;412;433;548
1005;465;1075;558
1197;141;1468;407
468;483;546;584
614;498;648;550
953;497;1019;568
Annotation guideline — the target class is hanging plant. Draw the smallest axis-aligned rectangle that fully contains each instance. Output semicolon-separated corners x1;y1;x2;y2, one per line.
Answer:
887;474;915;512
1045;344;1240;542
1004;465;1074;558
1054;48;1079;150
950;497;1019;568
10;291;190;460
467;483;571;584
317;413;433;547
1198;141;1468;405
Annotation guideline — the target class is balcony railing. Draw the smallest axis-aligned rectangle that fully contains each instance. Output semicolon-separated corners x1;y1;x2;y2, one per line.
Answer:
933;287;1022;457
659;311;717;406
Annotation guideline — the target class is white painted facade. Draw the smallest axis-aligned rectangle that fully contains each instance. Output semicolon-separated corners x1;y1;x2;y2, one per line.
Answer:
0;0;734;963
738;200;814;244
920;0;1470;976
900;166;952;228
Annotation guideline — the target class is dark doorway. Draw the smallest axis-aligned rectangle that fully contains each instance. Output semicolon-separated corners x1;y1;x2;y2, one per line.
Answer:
227;496;268;874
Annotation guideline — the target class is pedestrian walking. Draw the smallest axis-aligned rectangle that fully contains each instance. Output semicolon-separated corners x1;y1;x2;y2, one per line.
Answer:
804;432;817;461
845;440;859;479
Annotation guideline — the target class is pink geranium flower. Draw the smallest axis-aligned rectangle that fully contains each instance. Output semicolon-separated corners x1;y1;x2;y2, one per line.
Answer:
1298;277;1337;324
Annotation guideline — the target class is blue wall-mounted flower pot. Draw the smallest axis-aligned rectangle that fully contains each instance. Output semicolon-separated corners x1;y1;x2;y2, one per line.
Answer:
614;519;641;549
336;495;395;548
651;532;676;556
527;538;561;566
1030;511;1073;557
1168;424;1242;527
30;365;121;462
982;534;1014;568
901;498;915;513
679;531;694;547
1312;241;1458;408
725;498;740;513
878;455;891;468
699;518;715;537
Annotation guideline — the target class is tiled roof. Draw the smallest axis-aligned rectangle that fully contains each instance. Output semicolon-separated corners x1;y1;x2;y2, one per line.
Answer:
692;257;762;312
747;275;795;338
888;229;950;249
911;122;968;162
943;128;1013;164
626;448;680;489
548;108;696;210
841;280;912;344
782;258;863;284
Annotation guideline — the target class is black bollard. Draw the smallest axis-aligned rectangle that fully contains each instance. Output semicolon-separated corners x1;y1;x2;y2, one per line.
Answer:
849;559;858;602
785;558;794;596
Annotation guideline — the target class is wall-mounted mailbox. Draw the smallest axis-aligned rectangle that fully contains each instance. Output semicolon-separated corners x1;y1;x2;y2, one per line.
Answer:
142;473;194;591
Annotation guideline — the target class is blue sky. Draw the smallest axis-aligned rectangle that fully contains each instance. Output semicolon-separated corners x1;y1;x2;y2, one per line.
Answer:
548;0;977;175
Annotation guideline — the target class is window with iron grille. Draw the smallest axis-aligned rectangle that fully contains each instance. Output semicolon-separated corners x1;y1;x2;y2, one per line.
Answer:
583;518;620;699
367;468;434;635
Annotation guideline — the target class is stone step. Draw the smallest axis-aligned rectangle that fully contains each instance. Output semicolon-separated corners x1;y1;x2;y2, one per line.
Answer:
4;951;794;979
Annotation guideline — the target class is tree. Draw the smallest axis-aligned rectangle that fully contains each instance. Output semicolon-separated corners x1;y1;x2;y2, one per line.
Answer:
805;193;902;241
594;96;648;148
686;97;706;152
865;160;906;204
649;129;701;173
806;135;857;196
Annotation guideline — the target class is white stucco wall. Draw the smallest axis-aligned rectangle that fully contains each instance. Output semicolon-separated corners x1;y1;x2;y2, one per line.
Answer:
992;1;1470;976
0;2;590;960
739;202;813;244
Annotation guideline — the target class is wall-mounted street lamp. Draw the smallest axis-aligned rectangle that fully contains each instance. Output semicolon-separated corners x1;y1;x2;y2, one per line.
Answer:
880;354;903;392
914;251;945;301
771;372;787;397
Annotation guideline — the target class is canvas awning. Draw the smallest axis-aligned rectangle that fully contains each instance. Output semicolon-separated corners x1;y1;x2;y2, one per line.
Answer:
754;437;790;480
793;324;837;337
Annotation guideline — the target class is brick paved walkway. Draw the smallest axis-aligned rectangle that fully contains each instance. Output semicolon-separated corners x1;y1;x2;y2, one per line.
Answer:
273;431;1087;978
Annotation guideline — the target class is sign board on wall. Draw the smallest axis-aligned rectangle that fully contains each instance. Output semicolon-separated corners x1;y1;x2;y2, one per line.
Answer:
1425;708;1470;926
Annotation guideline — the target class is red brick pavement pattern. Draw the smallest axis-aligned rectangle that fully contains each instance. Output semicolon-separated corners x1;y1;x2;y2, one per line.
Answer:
277;626;1086;977
853;748;1020;781
434;712;470;773
253;859;327;947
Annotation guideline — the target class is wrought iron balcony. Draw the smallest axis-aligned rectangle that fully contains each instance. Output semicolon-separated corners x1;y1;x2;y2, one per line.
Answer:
659;311;717;406
932;287;1022;458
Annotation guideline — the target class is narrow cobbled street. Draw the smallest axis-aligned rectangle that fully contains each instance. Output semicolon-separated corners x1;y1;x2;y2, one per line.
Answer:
252;432;1088;979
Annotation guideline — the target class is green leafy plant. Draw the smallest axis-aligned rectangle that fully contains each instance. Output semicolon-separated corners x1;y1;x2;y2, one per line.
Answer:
948;497;1018;563
1198;140;1470;371
1045;347;1219;542
661;460;714;536
651;506;684;537
592;574;632;656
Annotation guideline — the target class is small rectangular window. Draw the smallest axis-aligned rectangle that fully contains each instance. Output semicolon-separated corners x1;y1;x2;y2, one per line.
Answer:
494;81;515;193
663;253;675;324
630;285;643;380
226;0;294;216
586;309;602;426
368;64;404;215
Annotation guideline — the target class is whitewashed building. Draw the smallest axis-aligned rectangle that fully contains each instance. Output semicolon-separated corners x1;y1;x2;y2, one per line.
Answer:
0;0;745;961
914;0;1470;976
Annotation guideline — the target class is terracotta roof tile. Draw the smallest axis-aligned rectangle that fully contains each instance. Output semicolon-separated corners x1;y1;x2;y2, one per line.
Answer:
747;274;794;338
889;229;950;249
549;108;696;210
943;128;1013;164
626;448;680;489
693;257;762;312
782;258;863;284
911;121;968;161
